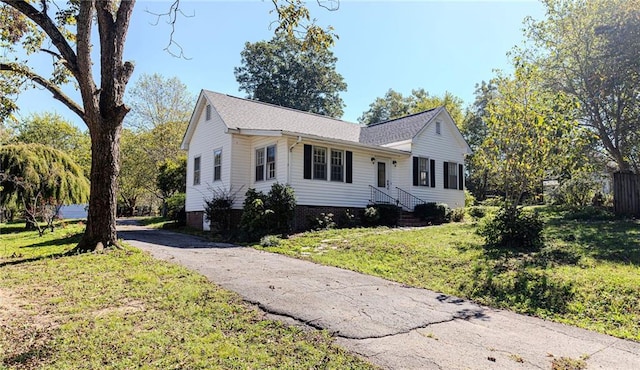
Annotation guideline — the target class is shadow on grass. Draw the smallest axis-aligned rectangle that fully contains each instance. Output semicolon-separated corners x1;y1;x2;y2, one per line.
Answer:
21;233;83;249
0;222;36;234
546;219;640;265
2;345;52;369
0;251;71;268
460;250;575;315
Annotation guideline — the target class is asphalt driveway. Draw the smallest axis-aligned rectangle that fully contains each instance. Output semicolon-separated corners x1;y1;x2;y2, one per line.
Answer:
118;221;640;369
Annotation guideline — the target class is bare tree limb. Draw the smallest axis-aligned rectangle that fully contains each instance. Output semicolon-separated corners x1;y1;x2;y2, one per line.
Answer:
1;0;79;76
145;0;193;59
0;62;85;121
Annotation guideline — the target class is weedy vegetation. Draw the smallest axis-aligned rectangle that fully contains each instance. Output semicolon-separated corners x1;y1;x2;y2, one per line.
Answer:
256;206;640;342
0;220;375;369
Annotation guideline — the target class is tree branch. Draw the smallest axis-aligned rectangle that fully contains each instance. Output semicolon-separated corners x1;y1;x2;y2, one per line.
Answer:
145;0;193;59
1;62;85;121
1;0;79;76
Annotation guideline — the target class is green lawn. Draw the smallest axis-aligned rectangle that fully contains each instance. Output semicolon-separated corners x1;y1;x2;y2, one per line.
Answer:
0;221;375;369
257;209;640;342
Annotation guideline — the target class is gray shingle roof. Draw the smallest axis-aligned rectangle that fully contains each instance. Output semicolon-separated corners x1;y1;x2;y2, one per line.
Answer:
204;91;362;142
358;107;443;146
202;91;445;148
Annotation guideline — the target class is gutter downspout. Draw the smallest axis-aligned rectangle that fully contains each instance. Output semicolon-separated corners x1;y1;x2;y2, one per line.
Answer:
288;136;303;184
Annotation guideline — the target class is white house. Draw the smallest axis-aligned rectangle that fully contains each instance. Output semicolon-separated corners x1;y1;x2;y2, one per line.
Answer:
181;90;472;230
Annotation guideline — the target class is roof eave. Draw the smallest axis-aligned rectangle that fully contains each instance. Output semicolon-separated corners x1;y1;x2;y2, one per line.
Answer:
280;130;410;155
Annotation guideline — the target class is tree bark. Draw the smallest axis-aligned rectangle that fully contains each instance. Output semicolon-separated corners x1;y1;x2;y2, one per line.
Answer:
75;122;123;251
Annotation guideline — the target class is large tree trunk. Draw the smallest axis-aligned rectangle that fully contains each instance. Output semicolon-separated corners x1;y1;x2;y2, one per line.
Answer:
75;122;122;252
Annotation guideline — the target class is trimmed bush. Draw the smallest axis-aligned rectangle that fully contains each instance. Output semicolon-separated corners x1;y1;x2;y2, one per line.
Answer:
239;183;297;240
361;204;401;227
204;188;237;234
414;202;450;224
450;208;465;222
468;206;487;220
307;212;336;231
166;192;186;226
478;207;544;251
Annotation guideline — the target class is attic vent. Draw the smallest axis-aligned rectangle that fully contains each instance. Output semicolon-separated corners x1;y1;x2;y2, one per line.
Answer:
206;104;212;121
436;121;441;135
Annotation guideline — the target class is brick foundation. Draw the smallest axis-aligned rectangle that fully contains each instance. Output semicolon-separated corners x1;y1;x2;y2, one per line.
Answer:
186;211;204;230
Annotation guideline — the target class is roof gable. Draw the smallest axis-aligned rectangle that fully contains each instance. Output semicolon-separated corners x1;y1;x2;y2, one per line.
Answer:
358;107;443;146
181;90;471;155
203;90;361;142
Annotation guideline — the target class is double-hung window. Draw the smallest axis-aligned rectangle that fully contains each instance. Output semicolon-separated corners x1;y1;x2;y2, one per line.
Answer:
313;146;327;180
255;148;265;182
418;157;429;186
330;150;344;182
266;145;276;180
255;145;276;181
193;156;201;185
448;162;458;189
213;149;222;181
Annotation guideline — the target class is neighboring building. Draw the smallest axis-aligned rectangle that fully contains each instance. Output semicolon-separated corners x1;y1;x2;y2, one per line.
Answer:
181;90;472;230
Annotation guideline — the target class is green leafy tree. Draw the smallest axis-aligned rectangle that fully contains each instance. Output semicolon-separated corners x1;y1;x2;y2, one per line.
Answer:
524;0;640;173
235;32;347;118
118;128;155;216
0;143;89;234
11;112;91;176
477;64;579;212
125;73;194;131
358;88;465;125
157;155;186;217
0;0;336;252
460;81;497;200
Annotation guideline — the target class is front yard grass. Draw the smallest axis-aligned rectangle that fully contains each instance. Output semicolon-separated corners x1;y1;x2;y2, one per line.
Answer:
0;221;375;369
256;209;640;342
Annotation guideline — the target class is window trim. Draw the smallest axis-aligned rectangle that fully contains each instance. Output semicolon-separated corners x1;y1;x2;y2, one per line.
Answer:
255;144;277;182
418;157;429;186
444;161;459;189
193;156;201;186
330;149;344;182
266;145;276;180
213;148;222;182
313;146;327;180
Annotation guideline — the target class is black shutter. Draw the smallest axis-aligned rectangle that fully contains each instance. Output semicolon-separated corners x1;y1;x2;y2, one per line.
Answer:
430;159;436;188
346;151;353;183
443;161;449;189
303;144;312;179
458;163;464;190
412;157;419;186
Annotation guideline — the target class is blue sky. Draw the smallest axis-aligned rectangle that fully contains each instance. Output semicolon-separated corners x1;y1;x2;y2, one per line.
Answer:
13;0;545;128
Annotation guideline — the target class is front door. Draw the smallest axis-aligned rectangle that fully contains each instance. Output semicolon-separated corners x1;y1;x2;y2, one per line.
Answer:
377;160;389;190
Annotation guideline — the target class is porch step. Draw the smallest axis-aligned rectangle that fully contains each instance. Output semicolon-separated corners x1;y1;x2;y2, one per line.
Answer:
397;211;428;227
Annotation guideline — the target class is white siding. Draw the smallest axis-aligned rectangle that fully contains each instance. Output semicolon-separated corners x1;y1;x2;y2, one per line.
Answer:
230;135;251;209
406;111;467;208
287;139;401;208
185;105;233;213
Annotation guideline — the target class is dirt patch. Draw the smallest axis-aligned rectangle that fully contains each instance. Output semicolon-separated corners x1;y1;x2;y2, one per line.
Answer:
0;288;58;368
92;299;146;317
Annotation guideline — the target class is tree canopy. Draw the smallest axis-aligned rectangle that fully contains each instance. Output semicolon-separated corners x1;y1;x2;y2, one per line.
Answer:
235;32;347;118
125;73;194;131
0;143;89;207
524;0;640;173
10;112;91;176
358;89;464;125
475;64;581;210
0;0;337;251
